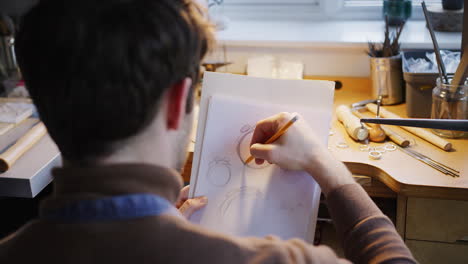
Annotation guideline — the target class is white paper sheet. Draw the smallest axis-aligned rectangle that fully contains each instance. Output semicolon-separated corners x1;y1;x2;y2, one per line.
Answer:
189;72;335;241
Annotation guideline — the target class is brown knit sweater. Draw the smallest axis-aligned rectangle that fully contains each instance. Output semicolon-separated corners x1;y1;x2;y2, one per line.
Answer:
0;164;416;264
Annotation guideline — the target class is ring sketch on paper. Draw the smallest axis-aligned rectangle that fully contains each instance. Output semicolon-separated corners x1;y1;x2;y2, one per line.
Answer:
207;157;232;187
278;199;306;214
218;186;264;217
217;186;305;233
236;124;270;169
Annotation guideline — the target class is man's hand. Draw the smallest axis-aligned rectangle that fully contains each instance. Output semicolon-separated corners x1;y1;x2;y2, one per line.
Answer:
249;112;323;170
176;185;208;219
249;112;355;196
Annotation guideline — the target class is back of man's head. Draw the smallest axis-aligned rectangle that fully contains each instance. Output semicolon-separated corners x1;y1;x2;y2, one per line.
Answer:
16;0;214;163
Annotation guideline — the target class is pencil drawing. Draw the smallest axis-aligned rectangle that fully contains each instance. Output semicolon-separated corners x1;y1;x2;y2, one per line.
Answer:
218;186;264;218
279;200;296;213
240;124;252;133
207;157;232;187
278;199;304;214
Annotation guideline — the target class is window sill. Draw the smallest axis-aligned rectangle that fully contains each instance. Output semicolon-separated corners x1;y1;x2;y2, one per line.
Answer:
216;20;461;50
210;20;462;77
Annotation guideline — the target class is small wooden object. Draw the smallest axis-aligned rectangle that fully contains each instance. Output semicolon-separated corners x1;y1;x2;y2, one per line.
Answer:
0;122;47;172
366;104;452;151
352;109;410;146
369;124;387;142
336;105;369;141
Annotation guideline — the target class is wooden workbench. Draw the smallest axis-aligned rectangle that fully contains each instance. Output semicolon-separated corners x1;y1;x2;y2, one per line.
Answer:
313;77;468;263
329;77;468;201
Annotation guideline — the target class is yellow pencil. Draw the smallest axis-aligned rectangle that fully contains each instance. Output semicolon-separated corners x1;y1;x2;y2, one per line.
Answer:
244;115;299;164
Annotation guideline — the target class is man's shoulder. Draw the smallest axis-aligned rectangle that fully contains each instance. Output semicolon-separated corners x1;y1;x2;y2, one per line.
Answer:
0;215;346;264
0;215;254;264
155;216;348;264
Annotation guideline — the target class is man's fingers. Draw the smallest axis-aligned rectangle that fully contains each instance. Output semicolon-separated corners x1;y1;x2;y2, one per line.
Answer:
250;119;275;147
179;196;208;219
176;185;191;208
250;112;293;146
250;143;279;164
179;185;190;200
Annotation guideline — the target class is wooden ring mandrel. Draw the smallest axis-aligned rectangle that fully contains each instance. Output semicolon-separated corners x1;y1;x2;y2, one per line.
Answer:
0;122;47;173
352;108;409;146
366;104;452;151
336;105;369;141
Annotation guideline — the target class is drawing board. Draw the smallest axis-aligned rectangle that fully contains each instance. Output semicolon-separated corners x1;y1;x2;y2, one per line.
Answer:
189;72;335;241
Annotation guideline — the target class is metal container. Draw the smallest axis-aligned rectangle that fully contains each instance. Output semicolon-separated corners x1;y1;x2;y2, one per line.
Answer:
370;54;404;105
402;51;440;118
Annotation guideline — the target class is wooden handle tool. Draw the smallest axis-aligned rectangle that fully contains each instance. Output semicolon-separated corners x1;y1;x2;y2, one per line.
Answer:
366;104;452;151
352;109;409;146
380;125;410;147
0;122;47;172
336;105;369;141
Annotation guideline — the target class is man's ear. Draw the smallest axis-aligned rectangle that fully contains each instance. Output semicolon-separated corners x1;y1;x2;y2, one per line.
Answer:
166;77;192;130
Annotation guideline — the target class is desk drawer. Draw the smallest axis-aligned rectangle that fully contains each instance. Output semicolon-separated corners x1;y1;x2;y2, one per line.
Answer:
406;197;468;243
406;240;468;264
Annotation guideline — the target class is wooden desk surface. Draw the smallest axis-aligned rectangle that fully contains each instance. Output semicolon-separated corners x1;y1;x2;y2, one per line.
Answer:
325;77;468;201
185;76;468;201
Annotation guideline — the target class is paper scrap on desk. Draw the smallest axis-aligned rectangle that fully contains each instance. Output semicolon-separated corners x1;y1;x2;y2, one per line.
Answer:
0;103;33;124
189;72;335;241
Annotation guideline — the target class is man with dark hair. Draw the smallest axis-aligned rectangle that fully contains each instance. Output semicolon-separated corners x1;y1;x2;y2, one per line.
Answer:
0;0;416;263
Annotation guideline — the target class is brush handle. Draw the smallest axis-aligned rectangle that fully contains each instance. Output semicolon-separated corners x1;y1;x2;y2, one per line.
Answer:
422;1;449;84
451;44;468;87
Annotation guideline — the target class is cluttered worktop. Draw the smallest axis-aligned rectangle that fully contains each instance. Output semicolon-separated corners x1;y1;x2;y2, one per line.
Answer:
180;75;468;201
327;77;468;200
0;76;465;201
323;77;468;261
0;98;60;198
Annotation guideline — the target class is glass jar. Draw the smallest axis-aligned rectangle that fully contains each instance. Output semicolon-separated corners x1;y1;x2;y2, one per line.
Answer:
431;76;468;138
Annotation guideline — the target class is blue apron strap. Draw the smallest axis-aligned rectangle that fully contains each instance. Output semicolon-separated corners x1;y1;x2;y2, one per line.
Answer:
41;194;182;223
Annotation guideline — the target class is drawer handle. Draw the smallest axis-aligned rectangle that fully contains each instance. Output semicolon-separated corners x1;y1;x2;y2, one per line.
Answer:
456;236;468;243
